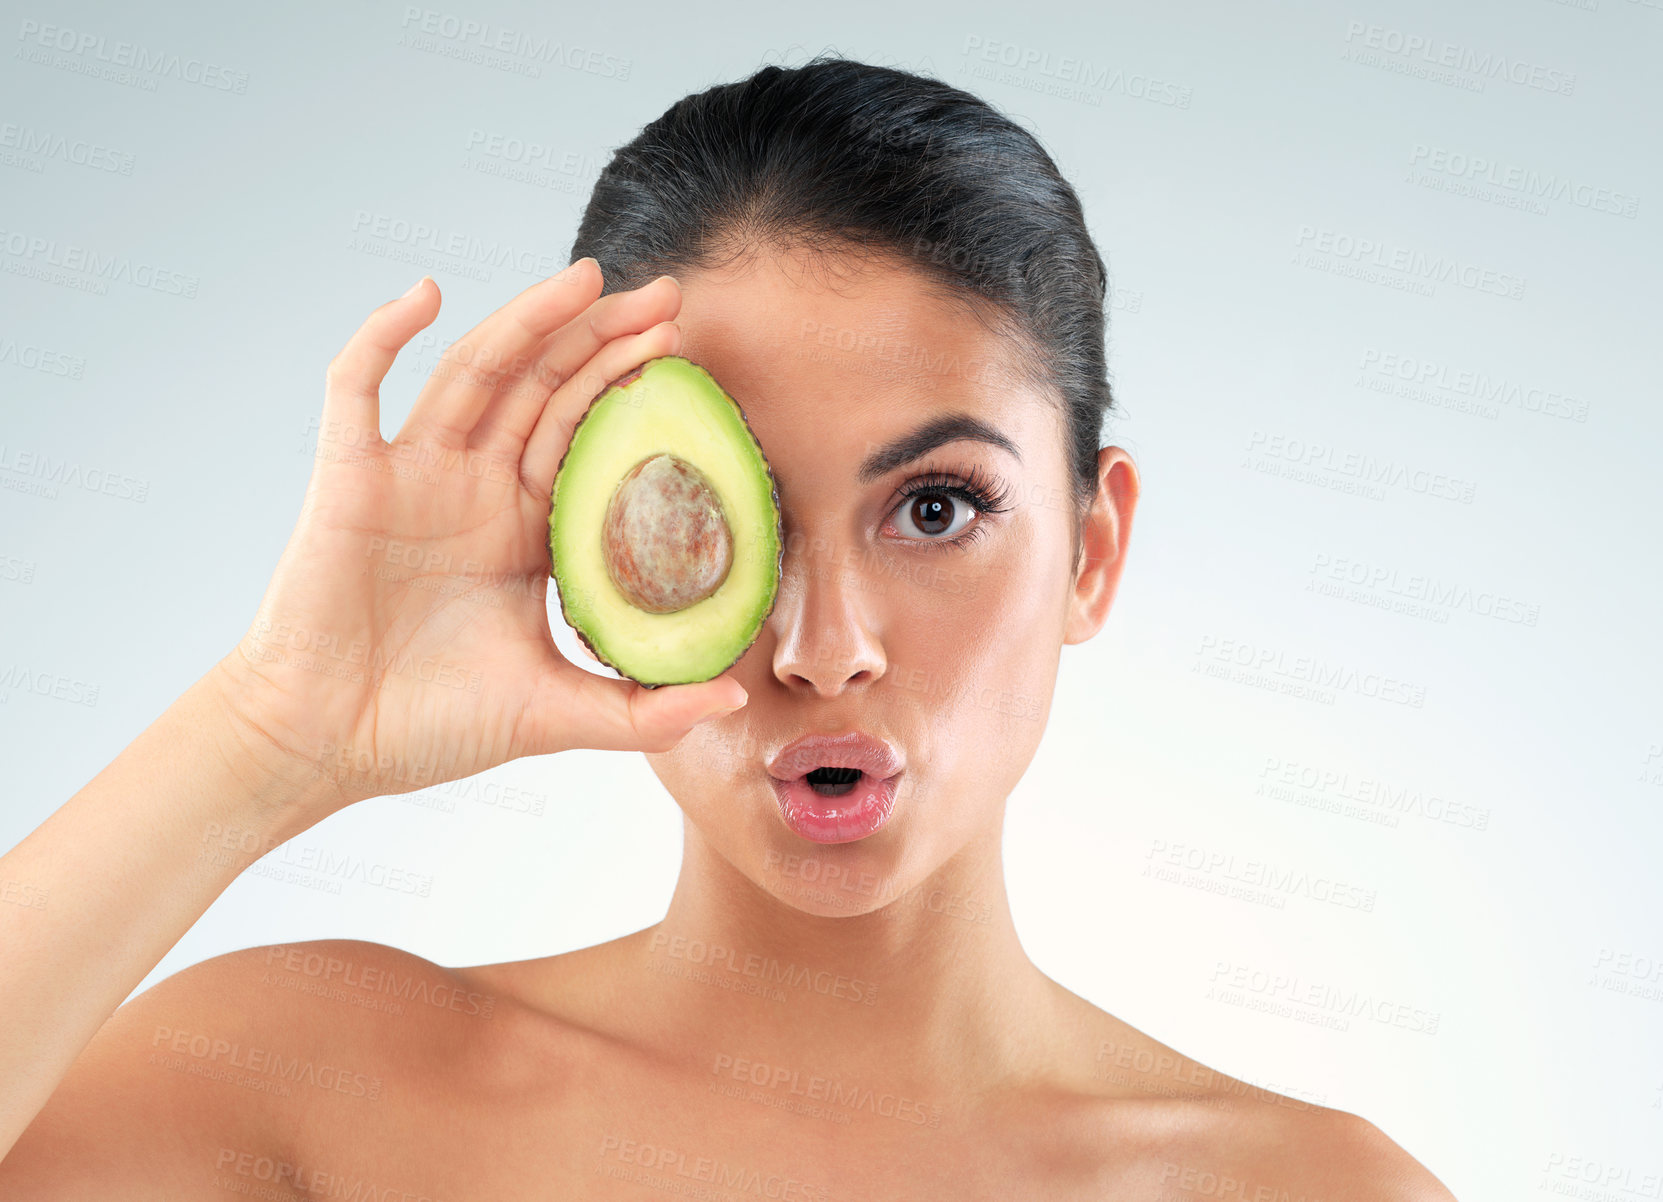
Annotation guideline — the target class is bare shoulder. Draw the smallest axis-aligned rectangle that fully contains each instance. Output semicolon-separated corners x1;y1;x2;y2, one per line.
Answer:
0;938;492;1199
445;926;651;1032
1162;1102;1460;1201
1045;988;1457;1199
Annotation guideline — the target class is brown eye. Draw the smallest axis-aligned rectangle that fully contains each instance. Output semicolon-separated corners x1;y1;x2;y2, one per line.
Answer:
896;491;974;540
888;465;1013;548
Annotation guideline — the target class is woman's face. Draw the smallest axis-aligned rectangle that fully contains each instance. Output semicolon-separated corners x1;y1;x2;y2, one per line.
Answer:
643;247;1134;916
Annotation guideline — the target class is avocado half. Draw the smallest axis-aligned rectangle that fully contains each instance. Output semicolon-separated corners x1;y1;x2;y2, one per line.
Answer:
548;355;783;687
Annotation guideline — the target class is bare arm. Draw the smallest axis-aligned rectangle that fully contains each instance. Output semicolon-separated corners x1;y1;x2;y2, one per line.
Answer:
0;261;746;1183
0;662;322;1160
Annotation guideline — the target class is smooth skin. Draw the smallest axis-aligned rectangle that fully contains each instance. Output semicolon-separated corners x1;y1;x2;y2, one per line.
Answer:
0;251;1458;1199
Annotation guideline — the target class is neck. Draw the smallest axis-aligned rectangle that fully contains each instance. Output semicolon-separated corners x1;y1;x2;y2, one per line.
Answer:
626;819;1065;1100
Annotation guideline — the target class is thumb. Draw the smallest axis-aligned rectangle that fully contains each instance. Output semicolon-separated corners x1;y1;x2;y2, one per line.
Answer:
630;676;750;746
524;667;748;756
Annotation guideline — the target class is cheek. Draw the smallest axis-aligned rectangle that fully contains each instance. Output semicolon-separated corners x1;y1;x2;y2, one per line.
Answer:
883;527;1063;730
644;728;747;815
899;511;1065;637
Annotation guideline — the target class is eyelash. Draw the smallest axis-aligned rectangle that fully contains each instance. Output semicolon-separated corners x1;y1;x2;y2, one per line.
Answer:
890;460;1015;551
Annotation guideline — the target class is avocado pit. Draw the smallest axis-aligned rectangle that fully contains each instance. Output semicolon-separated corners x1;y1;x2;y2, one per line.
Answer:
602;452;734;614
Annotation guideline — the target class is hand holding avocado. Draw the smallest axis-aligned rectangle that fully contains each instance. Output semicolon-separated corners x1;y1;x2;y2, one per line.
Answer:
212;263;750;820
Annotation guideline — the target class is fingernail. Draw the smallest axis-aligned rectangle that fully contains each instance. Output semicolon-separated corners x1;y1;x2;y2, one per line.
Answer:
402;276;428;298
556;257;598;283
709;691;747;717
653;273;680;289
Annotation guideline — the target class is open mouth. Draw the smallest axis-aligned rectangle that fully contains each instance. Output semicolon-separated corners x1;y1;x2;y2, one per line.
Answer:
803;766;864;797
768;760;901;845
766;733;904;843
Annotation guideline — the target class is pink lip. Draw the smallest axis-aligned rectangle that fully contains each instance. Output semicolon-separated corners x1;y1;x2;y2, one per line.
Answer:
766;732;903;782
769;774;899;844
765;732;905;844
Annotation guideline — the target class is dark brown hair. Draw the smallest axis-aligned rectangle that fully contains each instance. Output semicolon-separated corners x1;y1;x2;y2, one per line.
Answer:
571;54;1116;567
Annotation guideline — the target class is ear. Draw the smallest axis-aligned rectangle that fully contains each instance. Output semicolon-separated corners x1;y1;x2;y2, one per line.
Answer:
1064;446;1140;645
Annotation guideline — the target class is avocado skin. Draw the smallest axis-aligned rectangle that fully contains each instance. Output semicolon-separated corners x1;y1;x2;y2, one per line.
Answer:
548;355;784;688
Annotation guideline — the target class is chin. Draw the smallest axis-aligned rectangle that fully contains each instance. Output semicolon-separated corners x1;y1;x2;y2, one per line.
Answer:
768;885;892;919
751;817;916;916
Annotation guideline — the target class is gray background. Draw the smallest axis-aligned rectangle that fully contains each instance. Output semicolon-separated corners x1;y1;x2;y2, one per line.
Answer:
3;1;1660;1196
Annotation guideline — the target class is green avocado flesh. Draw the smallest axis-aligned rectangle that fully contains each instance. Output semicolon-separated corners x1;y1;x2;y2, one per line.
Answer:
548;355;783;687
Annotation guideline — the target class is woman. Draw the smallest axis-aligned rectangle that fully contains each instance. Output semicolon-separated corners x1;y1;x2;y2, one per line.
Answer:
0;57;1456;1198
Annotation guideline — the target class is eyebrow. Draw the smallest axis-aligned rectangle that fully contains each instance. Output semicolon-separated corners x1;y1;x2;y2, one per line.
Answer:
856;413;1023;485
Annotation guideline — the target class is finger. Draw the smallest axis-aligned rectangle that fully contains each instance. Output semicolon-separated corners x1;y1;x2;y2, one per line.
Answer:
468;274;684;459
394;259;601;449
519;663;748;757
320;276;439;445
520;321;685;496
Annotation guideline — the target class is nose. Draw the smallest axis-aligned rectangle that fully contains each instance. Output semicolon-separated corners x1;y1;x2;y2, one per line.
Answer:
768;531;887;697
